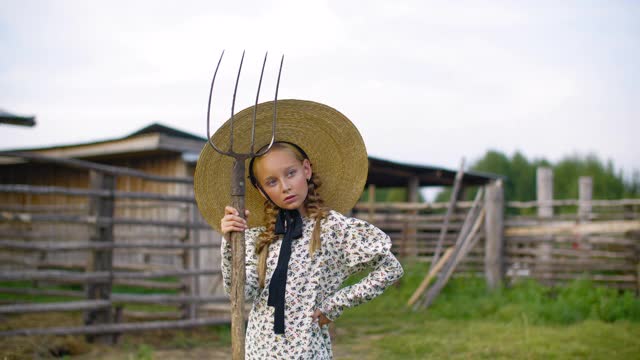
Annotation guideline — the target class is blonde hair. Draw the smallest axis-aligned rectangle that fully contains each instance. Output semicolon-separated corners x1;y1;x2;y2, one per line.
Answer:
252;142;329;288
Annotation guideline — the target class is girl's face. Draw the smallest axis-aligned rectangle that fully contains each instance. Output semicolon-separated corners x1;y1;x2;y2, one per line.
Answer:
253;147;312;215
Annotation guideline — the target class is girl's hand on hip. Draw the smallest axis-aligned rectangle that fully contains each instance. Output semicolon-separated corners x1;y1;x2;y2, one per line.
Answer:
311;309;332;327
221;206;249;240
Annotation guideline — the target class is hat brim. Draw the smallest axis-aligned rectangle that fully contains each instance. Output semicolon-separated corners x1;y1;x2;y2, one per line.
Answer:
194;99;368;232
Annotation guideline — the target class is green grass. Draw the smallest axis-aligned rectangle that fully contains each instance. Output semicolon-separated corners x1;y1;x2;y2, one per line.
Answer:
334;261;640;359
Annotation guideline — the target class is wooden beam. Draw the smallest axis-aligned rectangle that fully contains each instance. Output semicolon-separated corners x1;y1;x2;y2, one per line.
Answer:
579;177;593;222
505;220;640;236
484;180;504;290
84;171;115;344
536;167;553;218
0;300;110;314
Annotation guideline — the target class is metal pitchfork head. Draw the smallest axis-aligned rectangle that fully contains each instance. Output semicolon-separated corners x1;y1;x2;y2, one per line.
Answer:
206;50;284;161
204;50;283;360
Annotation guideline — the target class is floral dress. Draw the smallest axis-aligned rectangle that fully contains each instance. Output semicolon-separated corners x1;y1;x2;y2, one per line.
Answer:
221;210;404;359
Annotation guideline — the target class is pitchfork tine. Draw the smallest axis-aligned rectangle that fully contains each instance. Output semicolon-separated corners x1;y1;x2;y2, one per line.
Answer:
229;50;246;152
206;51;228;155
250;52;269;154
255;54;284;157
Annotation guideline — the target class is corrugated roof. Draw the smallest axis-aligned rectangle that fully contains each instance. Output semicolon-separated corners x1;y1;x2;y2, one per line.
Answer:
368;156;501;187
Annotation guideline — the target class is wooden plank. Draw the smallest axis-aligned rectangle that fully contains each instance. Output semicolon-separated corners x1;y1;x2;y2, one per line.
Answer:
506;257;634;267
0;317;230;337
112;294;228;304
0;270;110;282
122;310;182;321
0;286;84;298
0;240;220;252
113;269;222;279
354;201;475;211
420;193;485;308
505;220;640;237
0;300;110;314
507;198;640;209
534;273;636;282
356;213;467;223
0;269;220;282
0;212;211;230
484;180;504;289
505;247;634;259
430;159;465;272
505;235;636;246
407;247;455;307
419;205;486;309
114;279;183;290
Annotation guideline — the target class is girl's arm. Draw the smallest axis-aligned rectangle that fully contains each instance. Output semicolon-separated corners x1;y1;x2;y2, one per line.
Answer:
317;217;404;321
220;228;261;300
219;206;261;301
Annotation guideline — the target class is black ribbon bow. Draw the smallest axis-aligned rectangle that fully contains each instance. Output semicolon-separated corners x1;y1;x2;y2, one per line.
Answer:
267;209;303;334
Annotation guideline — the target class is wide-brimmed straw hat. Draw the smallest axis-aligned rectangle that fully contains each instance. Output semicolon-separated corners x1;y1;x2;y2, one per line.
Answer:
194;99;368;232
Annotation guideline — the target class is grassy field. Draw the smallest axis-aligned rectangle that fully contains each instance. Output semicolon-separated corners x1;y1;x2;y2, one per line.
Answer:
1;261;640;359
333;261;640;359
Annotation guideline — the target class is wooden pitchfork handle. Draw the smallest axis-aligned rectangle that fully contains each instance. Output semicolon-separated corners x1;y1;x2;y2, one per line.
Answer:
206;50;283;360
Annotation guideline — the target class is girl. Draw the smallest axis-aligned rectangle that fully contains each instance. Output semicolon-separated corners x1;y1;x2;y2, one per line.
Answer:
195;100;403;359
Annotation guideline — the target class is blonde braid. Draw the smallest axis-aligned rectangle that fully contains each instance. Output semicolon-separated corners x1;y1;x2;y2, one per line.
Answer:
256;200;279;288
304;173;329;254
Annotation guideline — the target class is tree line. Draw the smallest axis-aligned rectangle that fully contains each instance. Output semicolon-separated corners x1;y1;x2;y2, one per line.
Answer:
359;150;639;203
436;150;640;203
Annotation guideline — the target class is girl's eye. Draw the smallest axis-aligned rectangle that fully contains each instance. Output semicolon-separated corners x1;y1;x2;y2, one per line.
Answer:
265;179;277;187
287;169;297;177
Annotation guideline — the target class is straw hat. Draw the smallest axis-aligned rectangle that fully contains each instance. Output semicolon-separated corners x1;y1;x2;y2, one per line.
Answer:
194;99;368;232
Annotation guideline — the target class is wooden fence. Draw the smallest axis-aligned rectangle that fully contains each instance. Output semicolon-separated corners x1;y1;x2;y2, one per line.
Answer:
354;173;640;291
2;156;639;341
0;152;228;342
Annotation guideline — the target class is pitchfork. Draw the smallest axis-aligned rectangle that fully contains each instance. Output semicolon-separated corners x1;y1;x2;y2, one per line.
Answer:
206;50;284;359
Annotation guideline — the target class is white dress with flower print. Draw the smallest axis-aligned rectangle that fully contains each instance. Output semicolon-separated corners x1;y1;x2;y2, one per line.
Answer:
221;210;404;359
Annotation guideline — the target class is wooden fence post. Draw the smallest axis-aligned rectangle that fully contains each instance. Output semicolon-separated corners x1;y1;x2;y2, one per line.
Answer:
84;170;116;344
189;203;201;320
536;167;553;281
484;179;504;290
407;176;419;257
578;176;593;263
368;184;376;224
579;176;593;222
537;167;553;218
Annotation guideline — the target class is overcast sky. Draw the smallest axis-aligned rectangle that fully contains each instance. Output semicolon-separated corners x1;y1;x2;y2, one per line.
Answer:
1;0;638;180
